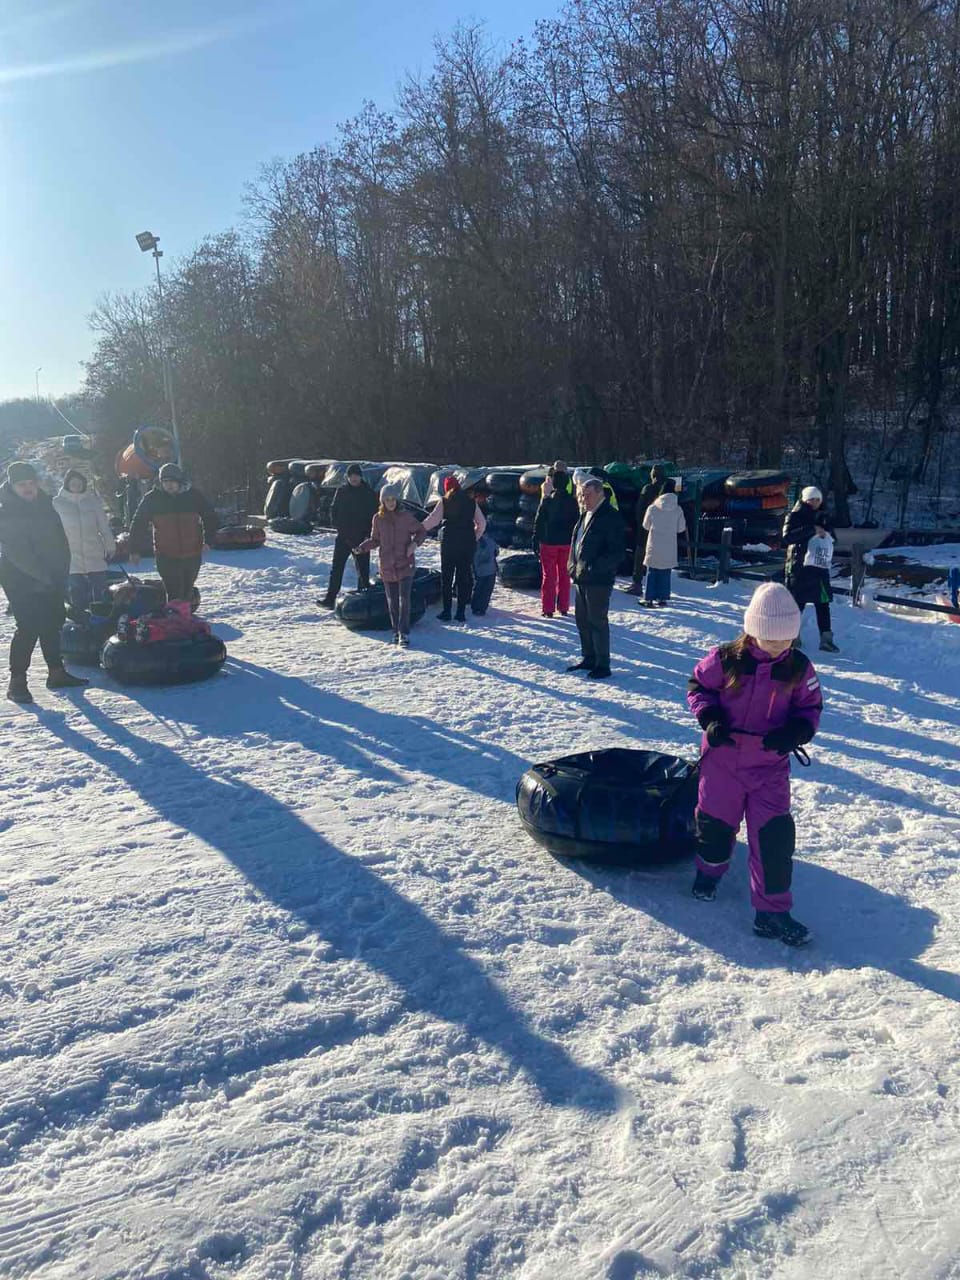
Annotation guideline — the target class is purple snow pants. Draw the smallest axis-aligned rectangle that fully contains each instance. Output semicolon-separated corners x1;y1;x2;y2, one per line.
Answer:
694;736;795;912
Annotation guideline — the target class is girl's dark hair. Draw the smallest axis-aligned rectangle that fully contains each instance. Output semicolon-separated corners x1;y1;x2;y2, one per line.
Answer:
723;634;752;690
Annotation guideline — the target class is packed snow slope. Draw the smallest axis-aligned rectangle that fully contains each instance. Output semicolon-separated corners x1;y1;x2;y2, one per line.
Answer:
1;535;959;1280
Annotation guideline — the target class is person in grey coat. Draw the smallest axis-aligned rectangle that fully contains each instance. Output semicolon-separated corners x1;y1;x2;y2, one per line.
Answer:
471;532;498;615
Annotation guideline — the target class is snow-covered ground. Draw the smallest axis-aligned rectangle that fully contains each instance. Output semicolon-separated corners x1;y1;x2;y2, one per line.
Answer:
2;534;960;1280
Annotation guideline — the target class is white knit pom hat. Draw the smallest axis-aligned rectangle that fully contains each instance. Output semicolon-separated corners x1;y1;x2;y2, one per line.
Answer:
743;582;802;643
801;485;822;503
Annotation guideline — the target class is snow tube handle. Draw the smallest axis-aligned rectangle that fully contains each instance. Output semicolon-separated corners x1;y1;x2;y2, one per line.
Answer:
792;746;812;767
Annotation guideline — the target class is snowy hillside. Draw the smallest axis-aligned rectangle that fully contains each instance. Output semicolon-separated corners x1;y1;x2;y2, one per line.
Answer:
1;534;959;1280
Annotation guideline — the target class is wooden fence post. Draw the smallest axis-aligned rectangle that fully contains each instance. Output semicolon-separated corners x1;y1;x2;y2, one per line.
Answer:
851;541;866;607
717;525;733;584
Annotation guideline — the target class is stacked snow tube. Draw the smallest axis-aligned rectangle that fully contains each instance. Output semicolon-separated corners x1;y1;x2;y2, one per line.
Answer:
101;634;227;685
497;552;541;590
519;468;547;496
268;517;313;535
211;525;266;551
717;471;790;546
102;577;168;619
334;583;427;631
313;486;337;530
485;472;530;549
60;615;115;666
517;748;698;865
264;474;295;521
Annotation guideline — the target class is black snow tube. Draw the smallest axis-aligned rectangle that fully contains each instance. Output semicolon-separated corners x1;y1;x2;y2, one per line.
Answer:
497;552;541;589
723;471;790;497
101;634;227;685
335;584;428;631
410;567;443;606
268;517;314;535
518;493;540;514
487;518;518;545
517;748;699;865
515;512;536;535
264;476;295;520
60;616;115;666
486;471;522;495
485;493;521;516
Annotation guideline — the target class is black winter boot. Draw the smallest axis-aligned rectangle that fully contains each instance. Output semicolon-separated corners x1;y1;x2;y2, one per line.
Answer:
819;630;840;653
692;871;718;901
753;911;810;947
6;675;33;704
46;666;89;690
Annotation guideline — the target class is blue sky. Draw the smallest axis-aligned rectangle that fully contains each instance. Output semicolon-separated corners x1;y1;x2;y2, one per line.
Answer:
0;0;553;402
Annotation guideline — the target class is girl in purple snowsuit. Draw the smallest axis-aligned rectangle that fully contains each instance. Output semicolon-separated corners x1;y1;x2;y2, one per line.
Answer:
687;582;823;946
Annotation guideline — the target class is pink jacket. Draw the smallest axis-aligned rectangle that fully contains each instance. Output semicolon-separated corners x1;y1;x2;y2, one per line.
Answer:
688;641;822;751
357;509;426;582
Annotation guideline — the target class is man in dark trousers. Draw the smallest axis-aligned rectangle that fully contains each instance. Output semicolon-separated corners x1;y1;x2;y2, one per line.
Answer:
567;474;624;679
129;463;219;602
625;463;667;594
0;461;89;703
319;464;379;607
421;475;487;621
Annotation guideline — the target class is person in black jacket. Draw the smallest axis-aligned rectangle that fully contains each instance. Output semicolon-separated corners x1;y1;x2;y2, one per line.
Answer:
128;464;219;601
782;486;840;653
0;462;88;703
566;475;624;679
421;475;487;621
535;461;579;617
319;465;380;607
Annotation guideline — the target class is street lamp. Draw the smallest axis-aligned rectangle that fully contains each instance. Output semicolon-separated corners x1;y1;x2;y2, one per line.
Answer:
136;230;181;457
35;367;42;403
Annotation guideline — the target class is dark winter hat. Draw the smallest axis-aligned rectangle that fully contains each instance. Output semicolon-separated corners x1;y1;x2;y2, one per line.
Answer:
346;463;363;478
651;463;667;481
159;463;184;485
63;468;88;492
380;482;401;503
7;461;37;485
662;478;676;494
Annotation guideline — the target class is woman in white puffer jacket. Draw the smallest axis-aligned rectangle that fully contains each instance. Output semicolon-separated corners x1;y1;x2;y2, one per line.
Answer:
53;470;116;610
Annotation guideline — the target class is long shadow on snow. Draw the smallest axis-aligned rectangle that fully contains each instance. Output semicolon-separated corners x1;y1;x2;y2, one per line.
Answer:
570;857;960;1003
45;699;617;1111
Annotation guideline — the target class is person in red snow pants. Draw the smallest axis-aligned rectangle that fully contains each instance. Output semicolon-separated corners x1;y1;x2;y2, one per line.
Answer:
686;582;823;945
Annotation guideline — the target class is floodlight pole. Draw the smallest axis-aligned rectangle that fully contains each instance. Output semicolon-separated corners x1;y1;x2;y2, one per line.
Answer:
136;231;181;459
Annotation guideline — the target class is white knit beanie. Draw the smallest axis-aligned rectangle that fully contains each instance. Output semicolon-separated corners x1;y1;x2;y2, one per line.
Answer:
743;582;802;643
801;486;822;503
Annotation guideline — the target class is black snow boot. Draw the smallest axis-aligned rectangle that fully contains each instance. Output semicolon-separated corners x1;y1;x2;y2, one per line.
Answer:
692;871;718;901
818;630;840;653
46;666;89;690
317;595;336;609
454;608;467;622
436;609;452;621
6;675;33;704
753;911;810;947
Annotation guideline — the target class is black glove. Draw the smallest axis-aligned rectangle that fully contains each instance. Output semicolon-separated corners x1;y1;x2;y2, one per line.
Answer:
762;718;814;755
699;711;734;748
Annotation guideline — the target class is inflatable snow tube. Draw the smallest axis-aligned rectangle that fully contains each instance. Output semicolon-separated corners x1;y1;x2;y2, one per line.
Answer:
410;567;444;606
266;459;289;476
515;513;536;535
725;495;789;513
518;493;540;514
517;748;698;866
723;471;790;497
264;476;295;520
334;585;427;631
519;468;548;495
101;634;226;686
487;518;518;546
60;616;115;666
498;552;541;589
211;525;266;551
268;517;314;535
485;492;521;516
486;471;522;495
288;482;317;523
511;531;535;550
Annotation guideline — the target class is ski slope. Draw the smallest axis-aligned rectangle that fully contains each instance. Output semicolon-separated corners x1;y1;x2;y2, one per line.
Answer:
1;533;959;1280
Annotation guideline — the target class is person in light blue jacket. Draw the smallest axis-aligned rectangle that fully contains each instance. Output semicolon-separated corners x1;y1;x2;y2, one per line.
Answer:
471;532;498;615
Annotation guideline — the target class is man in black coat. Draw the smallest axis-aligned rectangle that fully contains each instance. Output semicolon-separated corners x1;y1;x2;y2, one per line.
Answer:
782;485;839;653
566;475;624;679
319;464;380;607
0;462;88;703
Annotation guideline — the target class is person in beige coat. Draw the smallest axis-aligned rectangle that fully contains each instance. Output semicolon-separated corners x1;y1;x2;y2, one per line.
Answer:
53;469;116;611
641;480;686;607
